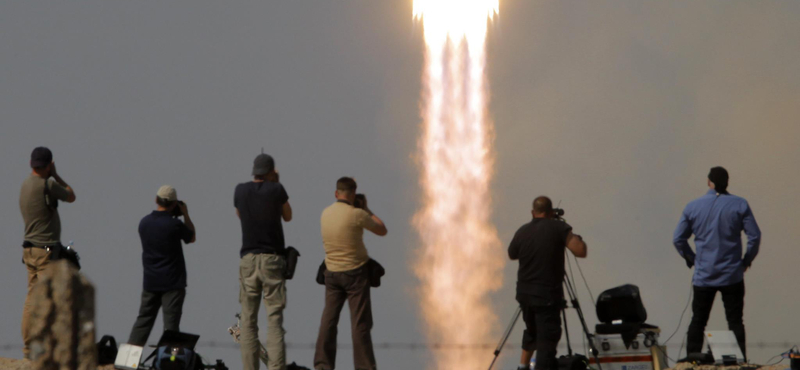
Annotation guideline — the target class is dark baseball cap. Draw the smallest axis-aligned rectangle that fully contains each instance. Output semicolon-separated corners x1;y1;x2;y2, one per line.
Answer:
252;153;275;176
30;147;53;168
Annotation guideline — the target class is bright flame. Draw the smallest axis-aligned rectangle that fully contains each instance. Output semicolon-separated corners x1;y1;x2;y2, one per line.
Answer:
413;1;504;369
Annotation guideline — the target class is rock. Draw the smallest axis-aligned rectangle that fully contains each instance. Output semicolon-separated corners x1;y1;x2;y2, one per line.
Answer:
27;261;97;370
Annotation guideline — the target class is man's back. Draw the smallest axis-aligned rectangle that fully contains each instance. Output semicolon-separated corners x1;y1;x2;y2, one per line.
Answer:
509;219;572;300
19;174;69;246
320;201;374;272
138;211;194;292
674;189;761;287
234;181;288;257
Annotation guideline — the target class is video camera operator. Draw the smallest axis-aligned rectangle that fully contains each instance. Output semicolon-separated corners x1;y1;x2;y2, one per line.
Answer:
508;196;587;370
127;185;196;346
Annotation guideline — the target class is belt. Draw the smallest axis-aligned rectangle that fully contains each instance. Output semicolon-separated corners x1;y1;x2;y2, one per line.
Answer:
22;241;58;249
254;250;282;256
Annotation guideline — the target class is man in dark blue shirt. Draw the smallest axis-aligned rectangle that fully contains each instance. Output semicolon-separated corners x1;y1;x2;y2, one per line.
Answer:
128;185;196;346
235;153;292;370
673;167;761;359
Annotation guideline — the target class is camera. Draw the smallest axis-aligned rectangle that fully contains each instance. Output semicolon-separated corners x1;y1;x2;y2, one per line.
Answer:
553;208;565;219
171;200;186;217
353;194;366;209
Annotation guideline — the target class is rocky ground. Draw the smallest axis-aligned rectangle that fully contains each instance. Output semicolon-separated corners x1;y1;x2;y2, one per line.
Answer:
0;357;114;370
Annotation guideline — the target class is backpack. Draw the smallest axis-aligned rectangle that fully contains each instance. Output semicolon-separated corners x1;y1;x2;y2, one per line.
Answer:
150;345;201;370
96;335;118;365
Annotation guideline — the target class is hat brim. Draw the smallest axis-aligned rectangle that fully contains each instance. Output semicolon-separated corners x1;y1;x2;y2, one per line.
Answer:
30;160;50;168
252;168;272;176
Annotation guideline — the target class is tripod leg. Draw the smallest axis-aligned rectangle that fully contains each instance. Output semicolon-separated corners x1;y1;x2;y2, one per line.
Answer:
488;306;523;370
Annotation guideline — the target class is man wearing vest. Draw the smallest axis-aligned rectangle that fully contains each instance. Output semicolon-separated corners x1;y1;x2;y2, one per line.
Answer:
235;153;293;370
19;146;77;358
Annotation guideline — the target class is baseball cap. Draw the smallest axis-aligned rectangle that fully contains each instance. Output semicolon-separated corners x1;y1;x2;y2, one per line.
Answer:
30;147;53;168
252;153;275;176
157;185;178;202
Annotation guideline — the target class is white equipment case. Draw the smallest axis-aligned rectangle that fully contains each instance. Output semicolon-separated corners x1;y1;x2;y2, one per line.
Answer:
590;329;667;370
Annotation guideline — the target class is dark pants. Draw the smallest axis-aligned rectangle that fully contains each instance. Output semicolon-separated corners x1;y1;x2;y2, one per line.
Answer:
128;289;186;346
518;295;563;370
687;281;746;358
314;267;376;370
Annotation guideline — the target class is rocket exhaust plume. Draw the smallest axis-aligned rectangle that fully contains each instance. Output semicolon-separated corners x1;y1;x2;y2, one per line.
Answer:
413;1;504;369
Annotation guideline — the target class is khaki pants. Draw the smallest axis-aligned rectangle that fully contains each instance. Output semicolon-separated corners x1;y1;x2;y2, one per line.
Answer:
313;267;376;370
21;247;51;358
240;253;287;370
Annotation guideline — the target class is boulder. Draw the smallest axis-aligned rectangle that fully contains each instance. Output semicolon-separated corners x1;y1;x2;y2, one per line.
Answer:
27;261;97;370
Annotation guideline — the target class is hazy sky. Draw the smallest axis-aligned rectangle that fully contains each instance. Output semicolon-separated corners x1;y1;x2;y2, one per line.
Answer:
2;1;798;369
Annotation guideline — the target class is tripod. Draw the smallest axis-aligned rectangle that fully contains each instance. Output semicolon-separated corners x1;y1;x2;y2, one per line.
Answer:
563;273;602;370
487;278;602;370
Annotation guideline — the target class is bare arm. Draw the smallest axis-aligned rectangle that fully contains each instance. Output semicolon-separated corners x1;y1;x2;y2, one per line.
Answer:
282;202;293;222
236;208;240;219
50;163;76;203
565;231;587;258
180;203;196;244
363;207;388;236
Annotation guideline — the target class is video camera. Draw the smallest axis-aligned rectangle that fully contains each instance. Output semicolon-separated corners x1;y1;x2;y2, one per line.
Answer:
552;208;565;220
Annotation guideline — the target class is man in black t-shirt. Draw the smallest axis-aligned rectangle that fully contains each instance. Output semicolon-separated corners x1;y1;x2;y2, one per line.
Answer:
234;153;293;370
128;185;196;346
508;196;587;370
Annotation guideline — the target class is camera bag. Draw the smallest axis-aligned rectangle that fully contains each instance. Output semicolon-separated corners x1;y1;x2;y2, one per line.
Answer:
595;284;647;324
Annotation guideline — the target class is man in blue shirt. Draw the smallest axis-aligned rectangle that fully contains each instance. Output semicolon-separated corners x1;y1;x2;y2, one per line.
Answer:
673;167;761;359
128;185;196;346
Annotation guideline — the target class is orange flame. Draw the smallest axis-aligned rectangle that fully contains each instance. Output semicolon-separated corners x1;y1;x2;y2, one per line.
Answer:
413;2;504;369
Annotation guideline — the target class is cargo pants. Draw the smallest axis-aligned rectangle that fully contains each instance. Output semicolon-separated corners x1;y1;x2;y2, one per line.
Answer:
21;247;51;359
240;253;287;370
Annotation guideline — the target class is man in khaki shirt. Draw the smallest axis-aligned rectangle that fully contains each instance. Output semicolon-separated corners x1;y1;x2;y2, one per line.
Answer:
314;177;387;370
18;147;76;358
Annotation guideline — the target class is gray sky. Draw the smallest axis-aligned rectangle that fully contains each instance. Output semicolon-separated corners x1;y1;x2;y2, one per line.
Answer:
1;1;798;369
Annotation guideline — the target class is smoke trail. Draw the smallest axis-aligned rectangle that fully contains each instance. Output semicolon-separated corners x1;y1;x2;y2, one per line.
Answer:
413;2;504;369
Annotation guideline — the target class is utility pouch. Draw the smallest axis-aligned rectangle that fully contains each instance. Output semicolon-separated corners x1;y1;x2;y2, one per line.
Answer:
316;261;326;285
48;244;82;270
283;246;300;280
366;258;385;288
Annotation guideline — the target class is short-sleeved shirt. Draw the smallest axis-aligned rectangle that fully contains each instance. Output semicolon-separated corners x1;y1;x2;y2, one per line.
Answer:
508;218;573;304
19;174;71;246
139;211;195;292
234;181;289;258
320;200;377;272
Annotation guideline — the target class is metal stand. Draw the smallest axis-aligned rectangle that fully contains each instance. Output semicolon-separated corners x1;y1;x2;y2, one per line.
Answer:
563;274;602;370
488;306;523;370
